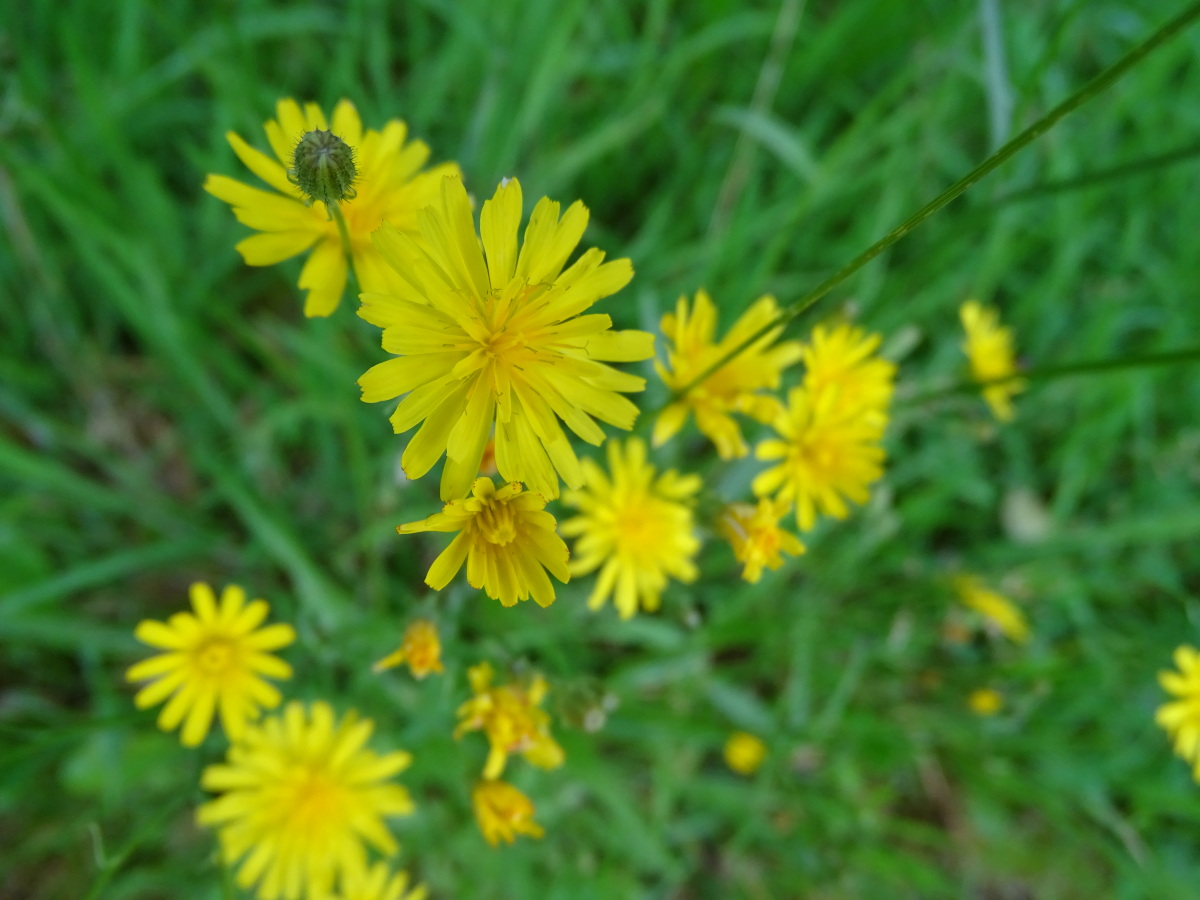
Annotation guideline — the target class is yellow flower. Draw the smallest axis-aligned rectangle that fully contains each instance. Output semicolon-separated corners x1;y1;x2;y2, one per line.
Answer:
717;498;805;583
373;619;445;679
968;688;1004;716
954;575;1030;644
724;731;767;775
472;779;544;847
753;386;886;532
330;862;427;900
197;701;415;900
560;437;701;619
1157;646;1200;778
960;300;1025;421
125;582;294;747
802;322;895;420
398;477;569;608
455;662;564;780
205;97;458;317
653;290;802;459
358;176;655;501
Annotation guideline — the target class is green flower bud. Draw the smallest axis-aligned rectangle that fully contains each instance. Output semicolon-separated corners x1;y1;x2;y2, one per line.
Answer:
287;129;358;208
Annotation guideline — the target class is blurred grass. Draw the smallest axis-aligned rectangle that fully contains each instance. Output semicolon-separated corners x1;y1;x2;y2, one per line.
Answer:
3;0;1200;897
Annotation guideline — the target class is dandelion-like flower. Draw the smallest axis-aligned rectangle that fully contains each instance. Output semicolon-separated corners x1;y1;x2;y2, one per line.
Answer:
560;438;701;619
455;662;564;780
125;582;294;747
724;731;767;775
197;701;415;900
753;386;887;532
802;322;895;420
330;862;427;900
358;176;654;501
205;98;458;317
398;477;569;608
717;498;805;583
373;619;444;679
968;688;1004;716
954;575;1029;644
653;290;802;459
472;779;544;847
960;300;1025;421
1157;646;1200;779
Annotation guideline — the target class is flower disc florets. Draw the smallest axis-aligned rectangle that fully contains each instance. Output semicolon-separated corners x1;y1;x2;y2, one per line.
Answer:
288;129;359;208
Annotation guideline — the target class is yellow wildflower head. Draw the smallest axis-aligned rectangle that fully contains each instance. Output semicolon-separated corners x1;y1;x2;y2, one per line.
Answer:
953;575;1030;644
398;477;570;608
373;619;445;679
1157;646;1200;779
717;498;805;583
358;176;655;501
197;701;415;900
455;662;564;780
330;861;427;900
752;385;887;532
724;731;767;775
125;582;294;747
653;290;802;459
561;437;702;619
959;300;1025;421
204;97;459;317
802;322;896;419
968;688;1004;716
472;779;544;847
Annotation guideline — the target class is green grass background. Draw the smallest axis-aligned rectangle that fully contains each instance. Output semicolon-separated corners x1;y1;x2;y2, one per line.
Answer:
4;0;1200;897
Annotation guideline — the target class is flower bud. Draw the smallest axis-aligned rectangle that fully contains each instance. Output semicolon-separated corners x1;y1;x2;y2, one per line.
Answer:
288;129;357;208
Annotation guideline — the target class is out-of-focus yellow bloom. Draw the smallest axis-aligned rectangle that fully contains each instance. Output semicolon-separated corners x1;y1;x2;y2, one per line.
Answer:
561;437;701;619
724;731;767;775
1156;645;1200;780
472;779;544;846
717;498;805;583
802;322;895;422
653;290;802;459
968;688;1004;716
455;662;564;780
125;582;294;747
331;861;427;900
358;176;654;501
373;619;444;679
205;98;458;317
197;701;414;900
960;300;1025;421
954;575;1030;644
398;477;570;608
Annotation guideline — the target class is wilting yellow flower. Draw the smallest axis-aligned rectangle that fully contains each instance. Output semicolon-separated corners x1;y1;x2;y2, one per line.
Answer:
330;862;427;900
197;701;414;900
1157;646;1200;779
954;575;1029;644
398;477;569;608
653;290;802;459
802;322;895;420
724;731;767;775
717;498;805;583
373;619;444;679
960;300;1025;421
125;582;294;747
753;386;887;532
561;437;701;619
358;176;654;501
455;662;564;780
205;97;458;317
472;779;544;846
968;688;1004;716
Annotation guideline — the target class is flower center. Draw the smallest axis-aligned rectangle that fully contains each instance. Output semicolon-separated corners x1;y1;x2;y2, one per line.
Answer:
195;639;236;675
477;500;518;545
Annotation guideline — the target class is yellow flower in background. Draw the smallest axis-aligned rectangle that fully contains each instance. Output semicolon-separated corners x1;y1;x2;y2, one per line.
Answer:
1156;645;1200;779
197;701;415;900
455;662;564;780
724;731;767;775
373;619;445;679
960;300;1025;421
330;862;427;900
653;290;802;459
398;477;570;608
802;322;895;420
717;498;805;584
358;176;654;501
205;97;458;317
472;779;544;847
561;437;701;619
968;688;1004;716
125;582;294;747
753;386;887;532
954;575;1030;644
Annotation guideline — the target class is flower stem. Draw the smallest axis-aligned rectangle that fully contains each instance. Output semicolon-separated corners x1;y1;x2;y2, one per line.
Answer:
329;201;353;261
666;2;1200;405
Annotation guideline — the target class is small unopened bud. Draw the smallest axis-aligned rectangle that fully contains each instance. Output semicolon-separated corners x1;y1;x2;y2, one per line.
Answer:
288;129;357;208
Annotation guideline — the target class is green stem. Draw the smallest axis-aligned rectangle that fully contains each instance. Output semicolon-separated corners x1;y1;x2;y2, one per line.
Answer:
329;201;353;262
667;2;1200;404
